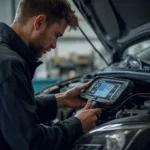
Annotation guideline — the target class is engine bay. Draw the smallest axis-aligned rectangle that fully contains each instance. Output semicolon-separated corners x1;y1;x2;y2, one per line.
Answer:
37;71;150;124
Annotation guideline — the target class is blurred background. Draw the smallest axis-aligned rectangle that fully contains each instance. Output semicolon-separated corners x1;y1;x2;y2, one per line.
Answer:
1;0;150;93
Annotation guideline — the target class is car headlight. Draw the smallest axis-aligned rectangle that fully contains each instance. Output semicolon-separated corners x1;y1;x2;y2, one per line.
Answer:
105;131;126;150
73;123;150;150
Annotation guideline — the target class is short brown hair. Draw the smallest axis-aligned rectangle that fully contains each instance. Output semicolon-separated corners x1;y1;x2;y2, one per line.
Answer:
15;0;78;30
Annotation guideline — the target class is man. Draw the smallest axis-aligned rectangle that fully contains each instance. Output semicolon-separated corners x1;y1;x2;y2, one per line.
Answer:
0;0;101;150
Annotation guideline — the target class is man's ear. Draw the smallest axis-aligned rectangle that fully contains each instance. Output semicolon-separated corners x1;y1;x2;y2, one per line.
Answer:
33;15;46;31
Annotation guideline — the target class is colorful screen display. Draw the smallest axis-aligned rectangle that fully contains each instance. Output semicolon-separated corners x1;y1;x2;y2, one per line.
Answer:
88;81;121;99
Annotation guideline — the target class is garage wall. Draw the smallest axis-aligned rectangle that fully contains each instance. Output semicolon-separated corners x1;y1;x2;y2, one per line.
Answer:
0;0;13;25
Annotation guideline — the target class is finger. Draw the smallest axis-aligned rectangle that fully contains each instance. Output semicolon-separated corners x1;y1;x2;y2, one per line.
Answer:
83;100;92;109
77;82;91;91
74;98;87;108
92;108;101;115
93;115;98;122
81;101;87;107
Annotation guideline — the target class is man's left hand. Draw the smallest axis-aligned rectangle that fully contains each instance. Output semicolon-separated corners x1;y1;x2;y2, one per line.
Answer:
56;82;91;108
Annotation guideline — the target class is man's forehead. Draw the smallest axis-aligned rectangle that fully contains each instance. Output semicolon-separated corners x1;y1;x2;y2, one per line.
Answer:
49;19;68;36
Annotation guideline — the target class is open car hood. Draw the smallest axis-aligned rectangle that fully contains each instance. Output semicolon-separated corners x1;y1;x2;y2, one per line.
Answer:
73;0;150;54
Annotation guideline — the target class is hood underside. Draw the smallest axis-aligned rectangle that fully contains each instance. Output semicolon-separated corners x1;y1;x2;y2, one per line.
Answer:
73;0;150;53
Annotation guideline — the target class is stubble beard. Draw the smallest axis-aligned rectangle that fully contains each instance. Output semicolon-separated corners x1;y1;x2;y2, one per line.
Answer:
29;37;44;58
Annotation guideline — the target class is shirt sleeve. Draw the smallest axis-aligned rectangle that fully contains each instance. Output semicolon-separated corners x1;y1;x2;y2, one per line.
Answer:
0;60;83;150
35;94;58;122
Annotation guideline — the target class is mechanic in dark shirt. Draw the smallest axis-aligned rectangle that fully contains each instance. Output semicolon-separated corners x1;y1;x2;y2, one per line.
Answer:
0;0;101;150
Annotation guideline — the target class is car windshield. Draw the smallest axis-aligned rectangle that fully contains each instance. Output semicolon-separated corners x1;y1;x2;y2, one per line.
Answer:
123;40;150;62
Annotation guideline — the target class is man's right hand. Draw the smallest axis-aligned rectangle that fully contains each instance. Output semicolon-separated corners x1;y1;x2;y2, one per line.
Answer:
75;100;101;132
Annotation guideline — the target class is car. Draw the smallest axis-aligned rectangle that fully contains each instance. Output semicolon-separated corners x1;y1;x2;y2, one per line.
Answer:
36;0;150;150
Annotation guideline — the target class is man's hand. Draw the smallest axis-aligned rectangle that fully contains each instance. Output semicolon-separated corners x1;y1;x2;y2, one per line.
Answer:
56;82;91;108
75;100;101;132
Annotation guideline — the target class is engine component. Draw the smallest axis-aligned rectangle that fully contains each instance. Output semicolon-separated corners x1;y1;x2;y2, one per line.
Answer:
116;109;150;119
